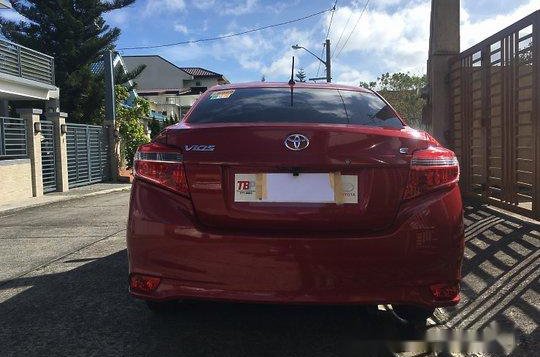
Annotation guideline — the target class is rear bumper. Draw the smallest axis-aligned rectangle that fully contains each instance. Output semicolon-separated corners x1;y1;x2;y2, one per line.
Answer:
127;180;464;308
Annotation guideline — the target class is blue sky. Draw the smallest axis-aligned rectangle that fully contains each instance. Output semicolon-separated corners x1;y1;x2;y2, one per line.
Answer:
3;0;540;84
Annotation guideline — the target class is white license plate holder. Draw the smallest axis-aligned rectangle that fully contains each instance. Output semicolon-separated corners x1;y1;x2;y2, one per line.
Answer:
234;173;358;204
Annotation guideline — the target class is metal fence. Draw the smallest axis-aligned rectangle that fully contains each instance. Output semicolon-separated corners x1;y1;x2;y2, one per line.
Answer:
40;120;57;193
0;117;27;159
0;38;55;85
66;123;109;188
449;10;539;218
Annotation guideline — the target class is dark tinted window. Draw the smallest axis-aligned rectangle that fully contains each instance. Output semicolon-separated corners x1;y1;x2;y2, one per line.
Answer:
187;87;403;128
339;90;403;128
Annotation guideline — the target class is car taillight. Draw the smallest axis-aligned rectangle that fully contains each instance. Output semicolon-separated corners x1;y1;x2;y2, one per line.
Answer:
403;147;459;200
130;273;161;293
133;147;189;196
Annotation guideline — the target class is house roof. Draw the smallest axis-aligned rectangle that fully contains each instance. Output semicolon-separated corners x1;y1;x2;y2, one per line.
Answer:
180;67;221;78
123;55;227;81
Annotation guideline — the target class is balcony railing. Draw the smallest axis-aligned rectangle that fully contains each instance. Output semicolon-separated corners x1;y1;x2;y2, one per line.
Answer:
0;38;55;85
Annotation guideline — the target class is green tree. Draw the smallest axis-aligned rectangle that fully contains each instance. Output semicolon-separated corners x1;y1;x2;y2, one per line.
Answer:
0;0;136;123
114;85;150;167
360;72;427;129
296;68;307;82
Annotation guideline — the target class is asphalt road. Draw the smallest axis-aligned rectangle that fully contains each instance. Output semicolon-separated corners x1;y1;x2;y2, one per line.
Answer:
0;192;537;357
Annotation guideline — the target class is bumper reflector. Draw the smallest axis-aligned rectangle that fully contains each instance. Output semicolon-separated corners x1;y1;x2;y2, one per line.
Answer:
130;274;161;293
429;282;460;300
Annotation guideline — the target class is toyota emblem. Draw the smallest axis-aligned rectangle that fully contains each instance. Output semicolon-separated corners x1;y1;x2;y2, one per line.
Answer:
284;134;310;151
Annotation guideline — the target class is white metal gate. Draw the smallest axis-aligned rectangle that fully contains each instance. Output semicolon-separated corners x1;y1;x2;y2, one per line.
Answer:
66;123;109;188
40;120;57;193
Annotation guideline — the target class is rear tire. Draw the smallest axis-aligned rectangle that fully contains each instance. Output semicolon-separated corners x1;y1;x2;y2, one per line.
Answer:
393;305;434;325
145;300;178;313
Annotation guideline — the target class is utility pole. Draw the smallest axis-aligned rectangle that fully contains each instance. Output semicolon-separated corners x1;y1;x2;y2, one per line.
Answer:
104;51;116;125
103;50;118;181
325;39;331;83
293;40;332;83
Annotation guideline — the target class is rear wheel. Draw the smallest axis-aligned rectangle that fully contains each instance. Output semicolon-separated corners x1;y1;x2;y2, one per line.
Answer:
145;300;178;313
393;305;434;325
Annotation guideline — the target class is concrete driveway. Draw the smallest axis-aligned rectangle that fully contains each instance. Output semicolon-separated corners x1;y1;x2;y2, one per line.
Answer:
0;191;537;356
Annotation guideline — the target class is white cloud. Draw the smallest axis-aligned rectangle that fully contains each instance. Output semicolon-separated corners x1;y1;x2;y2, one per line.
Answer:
137;0;540;83
159;43;206;62
321;0;540;83
145;0;186;15
192;0;215;10
222;0;258;15
265;0;300;14
213;30;273;72
174;23;189;34
190;0;258;16
461;0;540;49
105;9;129;27
262;51;296;79
333;64;374;86
367;0;404;9
327;1;431;75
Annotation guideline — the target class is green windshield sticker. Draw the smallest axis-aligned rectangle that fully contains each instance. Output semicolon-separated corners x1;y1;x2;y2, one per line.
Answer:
210;90;235;100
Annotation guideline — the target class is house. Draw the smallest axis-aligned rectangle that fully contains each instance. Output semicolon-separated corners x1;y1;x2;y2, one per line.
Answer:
123;55;229;119
0;27;61;205
1;0;59;114
91;52;168;137
0;37;60;116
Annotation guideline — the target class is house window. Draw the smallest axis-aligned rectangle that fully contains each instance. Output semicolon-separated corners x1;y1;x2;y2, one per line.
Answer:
195;81;202;86
166;97;176;104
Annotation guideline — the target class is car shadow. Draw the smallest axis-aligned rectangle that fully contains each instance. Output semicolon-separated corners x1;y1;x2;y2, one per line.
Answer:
0;200;538;357
435;201;539;356
0;248;422;357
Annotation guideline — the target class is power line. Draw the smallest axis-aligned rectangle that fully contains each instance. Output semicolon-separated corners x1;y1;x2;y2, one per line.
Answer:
119;7;334;51
334;0;370;60
316;1;337;78
331;2;354;59
325;1;338;40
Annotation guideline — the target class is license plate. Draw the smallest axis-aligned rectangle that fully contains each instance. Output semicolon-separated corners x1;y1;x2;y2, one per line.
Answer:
234;173;358;204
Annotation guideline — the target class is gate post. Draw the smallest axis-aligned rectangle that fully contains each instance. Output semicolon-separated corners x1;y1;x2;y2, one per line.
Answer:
17;108;43;197
48;112;69;192
425;0;460;146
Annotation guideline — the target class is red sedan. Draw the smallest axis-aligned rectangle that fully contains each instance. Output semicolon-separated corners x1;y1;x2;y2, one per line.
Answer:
127;82;464;323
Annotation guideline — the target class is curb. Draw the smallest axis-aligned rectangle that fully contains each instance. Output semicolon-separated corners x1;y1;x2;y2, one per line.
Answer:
0;185;131;216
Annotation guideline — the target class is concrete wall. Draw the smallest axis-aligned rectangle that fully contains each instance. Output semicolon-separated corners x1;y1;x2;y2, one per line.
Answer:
0;159;33;205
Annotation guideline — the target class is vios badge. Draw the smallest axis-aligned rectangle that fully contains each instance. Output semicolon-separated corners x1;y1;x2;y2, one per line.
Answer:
284;134;309;151
184;144;215;152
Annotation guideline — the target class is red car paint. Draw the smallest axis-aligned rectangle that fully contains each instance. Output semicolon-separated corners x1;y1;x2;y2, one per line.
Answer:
127;82;464;308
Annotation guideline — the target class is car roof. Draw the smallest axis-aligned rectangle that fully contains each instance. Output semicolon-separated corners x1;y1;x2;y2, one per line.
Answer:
207;82;373;93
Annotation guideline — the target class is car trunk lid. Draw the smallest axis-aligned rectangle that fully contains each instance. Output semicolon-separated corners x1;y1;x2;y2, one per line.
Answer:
166;123;427;233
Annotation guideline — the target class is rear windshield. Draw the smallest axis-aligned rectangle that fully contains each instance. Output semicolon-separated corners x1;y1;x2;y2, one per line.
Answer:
186;87;403;128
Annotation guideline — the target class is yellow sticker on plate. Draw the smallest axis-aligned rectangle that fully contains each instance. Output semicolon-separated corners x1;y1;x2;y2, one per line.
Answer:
210;90;235;100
